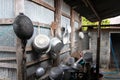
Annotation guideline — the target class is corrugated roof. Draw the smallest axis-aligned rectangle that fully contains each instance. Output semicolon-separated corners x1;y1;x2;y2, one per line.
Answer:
64;0;120;22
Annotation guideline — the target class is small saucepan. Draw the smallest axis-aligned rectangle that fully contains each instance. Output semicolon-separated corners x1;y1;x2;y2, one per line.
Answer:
32;34;50;54
49;24;64;53
50;37;63;53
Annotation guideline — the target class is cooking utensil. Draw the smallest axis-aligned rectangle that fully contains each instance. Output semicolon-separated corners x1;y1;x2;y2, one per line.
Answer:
13;13;34;40
32;26;50;54
50;37;63;53
36;67;45;78
49;67;63;80
79;32;84;39
50;23;63;53
13;13;34;80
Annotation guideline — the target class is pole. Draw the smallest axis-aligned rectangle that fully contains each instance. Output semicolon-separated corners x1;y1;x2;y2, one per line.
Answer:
96;21;101;80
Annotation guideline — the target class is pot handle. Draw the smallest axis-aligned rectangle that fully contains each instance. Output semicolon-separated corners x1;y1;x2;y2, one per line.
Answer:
50;27;54;37
38;25;41;35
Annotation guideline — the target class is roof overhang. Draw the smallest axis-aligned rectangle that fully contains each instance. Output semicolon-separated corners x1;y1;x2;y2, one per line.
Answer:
64;0;120;22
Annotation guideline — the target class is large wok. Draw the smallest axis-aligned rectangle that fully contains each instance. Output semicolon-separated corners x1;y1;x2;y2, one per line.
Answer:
13;13;33;40
13;13;34;80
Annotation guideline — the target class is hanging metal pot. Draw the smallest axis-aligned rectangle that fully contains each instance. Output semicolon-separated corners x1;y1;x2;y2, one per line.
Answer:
49;67;63;80
36;67;45;78
32;26;50;54
50;26;64;53
59;64;71;71
13;13;34;40
32;34;50;54
50;37;63;53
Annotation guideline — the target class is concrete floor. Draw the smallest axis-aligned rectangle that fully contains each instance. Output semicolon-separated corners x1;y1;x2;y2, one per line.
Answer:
103;73;120;80
100;68;120;80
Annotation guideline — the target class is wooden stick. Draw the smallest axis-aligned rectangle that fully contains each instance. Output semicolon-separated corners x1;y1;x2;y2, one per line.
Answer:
52;0;62;66
0;57;16;61
0;63;17;69
14;0;25;80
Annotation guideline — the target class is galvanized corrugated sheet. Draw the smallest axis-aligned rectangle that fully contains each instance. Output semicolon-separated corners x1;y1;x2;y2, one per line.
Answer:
41;6;54;24
61;15;70;27
0;52;16;58
0;68;16;80
0;1;17;80
62;0;70;16
0;0;14;18
25;0;54;24
0;26;16;47
44;0;54;7
74;21;79;30
0;25;16;80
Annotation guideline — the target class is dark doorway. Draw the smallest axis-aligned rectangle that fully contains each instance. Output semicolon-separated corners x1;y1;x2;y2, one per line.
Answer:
110;33;120;69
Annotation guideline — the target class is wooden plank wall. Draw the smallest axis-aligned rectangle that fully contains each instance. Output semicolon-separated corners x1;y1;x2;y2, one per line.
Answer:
0;0;81;80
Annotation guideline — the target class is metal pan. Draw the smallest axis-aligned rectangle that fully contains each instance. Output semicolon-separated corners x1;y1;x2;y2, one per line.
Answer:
32;34;50;54
13;13;33;40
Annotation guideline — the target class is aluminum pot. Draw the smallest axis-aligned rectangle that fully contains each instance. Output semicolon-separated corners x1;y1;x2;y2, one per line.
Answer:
32;34;50;54
36;67;45;78
50;37;64;53
49;67;63;79
13;13;33;40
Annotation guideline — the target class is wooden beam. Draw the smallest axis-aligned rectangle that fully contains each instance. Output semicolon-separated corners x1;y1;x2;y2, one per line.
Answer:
0;46;31;52
61;12;80;22
53;0;62;66
26;48;71;67
75;19;79;23
82;24;120;27
0;57;16;61
61;11;79;22
55;0;62;36
0;63;17;69
26;54;49;68
0;18;51;28
0;78;11;80
70;9;75;54
0;18;14;25
30;0;55;11
86;0;101;21
62;11;71;19
0;46;16;52
32;21;50;28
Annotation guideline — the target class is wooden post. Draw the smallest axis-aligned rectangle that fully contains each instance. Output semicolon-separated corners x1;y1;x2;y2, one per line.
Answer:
14;0;25;80
96;21;101;80
54;0;62;38
70;9;75;54
78;15;83;51
53;0;62;66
